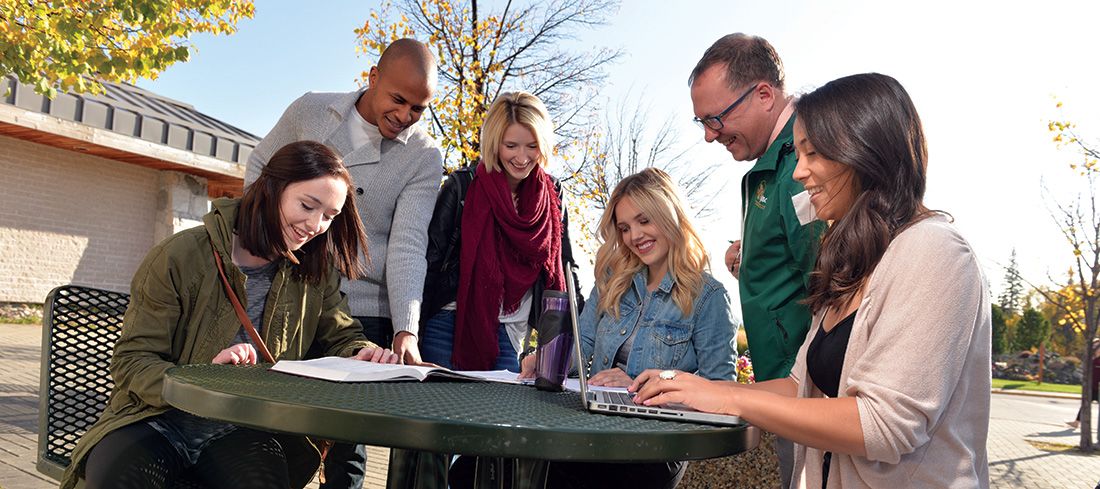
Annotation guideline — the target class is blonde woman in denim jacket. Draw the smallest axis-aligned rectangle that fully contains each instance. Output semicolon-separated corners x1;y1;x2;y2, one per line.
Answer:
579;168;738;387
581;271;737;383
544;168;738;489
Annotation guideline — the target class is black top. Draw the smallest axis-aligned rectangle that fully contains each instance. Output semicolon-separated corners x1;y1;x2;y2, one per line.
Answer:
419;166;583;332
806;310;857;398
806;309;857;489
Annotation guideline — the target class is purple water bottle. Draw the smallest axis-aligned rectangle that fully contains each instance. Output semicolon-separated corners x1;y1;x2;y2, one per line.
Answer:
534;291;573;392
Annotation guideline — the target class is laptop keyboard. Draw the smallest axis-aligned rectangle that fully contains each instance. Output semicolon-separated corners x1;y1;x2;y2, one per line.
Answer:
604;391;634;405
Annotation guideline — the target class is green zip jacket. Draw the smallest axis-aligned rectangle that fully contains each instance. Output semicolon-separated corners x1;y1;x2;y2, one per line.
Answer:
739;115;827;381
61;198;375;489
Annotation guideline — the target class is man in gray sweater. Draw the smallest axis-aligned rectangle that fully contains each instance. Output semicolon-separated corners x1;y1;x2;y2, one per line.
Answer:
244;38;443;489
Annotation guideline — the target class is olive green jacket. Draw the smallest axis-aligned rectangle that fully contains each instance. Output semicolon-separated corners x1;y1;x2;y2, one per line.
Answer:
61;198;374;489
739;116;827;381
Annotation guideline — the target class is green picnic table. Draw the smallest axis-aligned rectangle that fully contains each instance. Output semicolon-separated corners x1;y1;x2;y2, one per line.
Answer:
163;364;760;488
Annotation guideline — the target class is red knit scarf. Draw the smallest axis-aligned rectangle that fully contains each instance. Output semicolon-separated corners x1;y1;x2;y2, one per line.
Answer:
453;162;564;370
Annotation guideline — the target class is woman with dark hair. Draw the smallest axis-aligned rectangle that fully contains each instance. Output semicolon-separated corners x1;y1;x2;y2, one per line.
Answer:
61;141;398;489
632;73;991;488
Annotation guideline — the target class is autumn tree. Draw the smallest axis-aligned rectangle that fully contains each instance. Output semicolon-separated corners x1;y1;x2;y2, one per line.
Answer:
1043;280;1088;356
355;0;622;168
1034;102;1100;451
0;0;254;97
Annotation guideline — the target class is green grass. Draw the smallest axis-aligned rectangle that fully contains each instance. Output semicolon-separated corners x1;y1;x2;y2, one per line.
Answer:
992;378;1082;395
0;316;41;325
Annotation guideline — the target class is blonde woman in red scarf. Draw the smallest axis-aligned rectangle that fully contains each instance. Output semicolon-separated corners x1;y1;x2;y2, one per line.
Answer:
420;91;580;373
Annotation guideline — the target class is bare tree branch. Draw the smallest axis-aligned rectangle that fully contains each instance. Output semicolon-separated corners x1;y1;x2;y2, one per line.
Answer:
560;90;724;223
369;0;623;168
1038;128;1100;451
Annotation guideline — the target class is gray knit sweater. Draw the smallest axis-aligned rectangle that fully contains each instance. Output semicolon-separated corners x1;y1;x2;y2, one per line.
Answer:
245;89;443;337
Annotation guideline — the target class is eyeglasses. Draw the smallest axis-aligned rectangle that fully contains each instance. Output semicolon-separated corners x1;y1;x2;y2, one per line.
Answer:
693;85;758;131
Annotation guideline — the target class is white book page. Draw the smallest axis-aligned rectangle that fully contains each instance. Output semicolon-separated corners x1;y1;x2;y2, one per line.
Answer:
452;369;532;385
271;357;531;384
271;357;441;382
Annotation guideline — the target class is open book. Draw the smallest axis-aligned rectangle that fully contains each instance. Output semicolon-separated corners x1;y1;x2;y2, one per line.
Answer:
270;356;529;384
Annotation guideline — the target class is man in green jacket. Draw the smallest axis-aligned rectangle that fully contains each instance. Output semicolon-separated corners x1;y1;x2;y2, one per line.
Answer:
688;33;826;489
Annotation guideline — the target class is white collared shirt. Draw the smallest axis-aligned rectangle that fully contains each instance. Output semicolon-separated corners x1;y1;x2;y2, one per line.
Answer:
345;104;384;153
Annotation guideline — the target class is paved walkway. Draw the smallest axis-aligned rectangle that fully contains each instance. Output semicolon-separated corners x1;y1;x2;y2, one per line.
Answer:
987;391;1100;487
0;323;53;489
0;323;389;489
2;322;1098;488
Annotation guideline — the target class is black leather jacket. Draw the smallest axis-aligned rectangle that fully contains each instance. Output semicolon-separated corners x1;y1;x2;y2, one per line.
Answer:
420;166;583;339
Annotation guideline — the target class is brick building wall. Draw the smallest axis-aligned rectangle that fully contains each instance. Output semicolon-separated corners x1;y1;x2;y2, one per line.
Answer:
0;135;160;303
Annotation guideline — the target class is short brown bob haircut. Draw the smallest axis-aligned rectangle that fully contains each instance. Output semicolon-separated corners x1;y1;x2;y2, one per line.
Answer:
237;141;370;285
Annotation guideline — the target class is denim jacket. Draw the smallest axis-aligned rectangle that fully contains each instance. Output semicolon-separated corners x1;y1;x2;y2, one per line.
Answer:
579;269;738;380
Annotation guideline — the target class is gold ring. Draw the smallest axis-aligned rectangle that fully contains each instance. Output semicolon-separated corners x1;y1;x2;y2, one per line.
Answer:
659;370;676;380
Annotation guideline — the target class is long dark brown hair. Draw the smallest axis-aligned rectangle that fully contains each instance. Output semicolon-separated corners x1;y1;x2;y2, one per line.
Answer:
797;73;932;313
237;141;369;285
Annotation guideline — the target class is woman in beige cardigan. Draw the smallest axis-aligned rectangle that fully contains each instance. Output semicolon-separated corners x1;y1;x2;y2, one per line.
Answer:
632;73;991;488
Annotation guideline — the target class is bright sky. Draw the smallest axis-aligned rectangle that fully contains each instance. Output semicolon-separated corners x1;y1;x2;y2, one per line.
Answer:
138;0;1100;308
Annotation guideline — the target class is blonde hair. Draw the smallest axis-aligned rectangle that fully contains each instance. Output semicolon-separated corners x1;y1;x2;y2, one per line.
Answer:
594;168;709;319
479;91;554;172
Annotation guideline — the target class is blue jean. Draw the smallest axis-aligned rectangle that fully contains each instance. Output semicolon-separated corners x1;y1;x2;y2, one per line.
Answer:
390;311;521;489
421;310;520;372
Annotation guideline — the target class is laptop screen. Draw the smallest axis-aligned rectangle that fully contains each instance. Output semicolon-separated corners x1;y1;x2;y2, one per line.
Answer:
565;270;591;405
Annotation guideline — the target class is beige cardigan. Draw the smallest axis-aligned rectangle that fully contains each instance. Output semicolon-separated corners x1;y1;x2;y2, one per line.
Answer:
789;215;991;488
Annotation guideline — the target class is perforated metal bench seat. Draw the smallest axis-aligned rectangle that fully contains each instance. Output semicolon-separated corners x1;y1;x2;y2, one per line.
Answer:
37;285;206;488
37;285;128;480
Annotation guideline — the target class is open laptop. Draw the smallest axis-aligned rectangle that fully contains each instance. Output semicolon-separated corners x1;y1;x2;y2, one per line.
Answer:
565;271;743;426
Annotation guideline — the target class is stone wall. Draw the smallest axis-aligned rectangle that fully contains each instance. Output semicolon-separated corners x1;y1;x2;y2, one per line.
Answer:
993;351;1084;385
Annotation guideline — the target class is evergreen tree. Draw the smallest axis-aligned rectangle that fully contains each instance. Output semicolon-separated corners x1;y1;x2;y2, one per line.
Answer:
998;249;1024;315
991;304;1009;355
1012;307;1051;352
